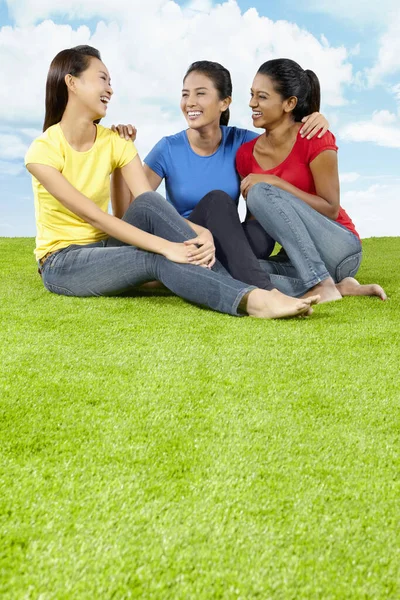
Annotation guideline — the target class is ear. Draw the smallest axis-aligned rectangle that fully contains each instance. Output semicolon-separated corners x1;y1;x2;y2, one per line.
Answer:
284;95;298;114
220;96;232;113
64;74;77;94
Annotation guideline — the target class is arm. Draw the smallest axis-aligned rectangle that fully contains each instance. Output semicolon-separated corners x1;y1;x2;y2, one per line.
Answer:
143;164;163;190
110;125;215;265
240;150;340;220
111;167;132;218
111;162;164;218
110;123;163;215
27;157;196;263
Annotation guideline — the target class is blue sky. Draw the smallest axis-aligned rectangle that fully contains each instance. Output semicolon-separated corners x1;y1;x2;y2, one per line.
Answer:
1;0;399;238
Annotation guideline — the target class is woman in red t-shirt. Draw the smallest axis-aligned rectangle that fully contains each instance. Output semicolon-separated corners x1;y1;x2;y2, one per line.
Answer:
236;58;385;302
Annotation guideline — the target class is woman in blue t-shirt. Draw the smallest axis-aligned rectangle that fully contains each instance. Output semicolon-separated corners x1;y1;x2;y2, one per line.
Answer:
112;61;328;291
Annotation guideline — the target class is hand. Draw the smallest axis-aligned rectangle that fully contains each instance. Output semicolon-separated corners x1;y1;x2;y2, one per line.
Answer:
240;174;277;199
300;112;329;139
111;123;137;142
162;241;198;264
184;229;216;268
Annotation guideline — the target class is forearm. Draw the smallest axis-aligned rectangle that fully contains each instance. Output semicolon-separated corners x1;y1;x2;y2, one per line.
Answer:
88;205;169;254
27;163;169;255
184;218;206;235
272;178;339;219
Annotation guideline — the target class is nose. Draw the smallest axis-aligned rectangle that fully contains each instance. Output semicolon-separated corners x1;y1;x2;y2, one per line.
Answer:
249;97;257;108
186;93;197;107
107;83;113;96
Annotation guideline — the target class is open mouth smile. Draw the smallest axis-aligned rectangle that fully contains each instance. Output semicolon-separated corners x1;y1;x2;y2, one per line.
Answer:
187;111;203;120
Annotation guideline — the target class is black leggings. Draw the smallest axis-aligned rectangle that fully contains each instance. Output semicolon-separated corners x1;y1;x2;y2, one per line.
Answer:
189;190;275;291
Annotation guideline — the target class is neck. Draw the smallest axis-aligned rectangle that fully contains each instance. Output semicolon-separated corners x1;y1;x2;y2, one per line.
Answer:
60;103;97;149
261;119;299;148
187;121;222;153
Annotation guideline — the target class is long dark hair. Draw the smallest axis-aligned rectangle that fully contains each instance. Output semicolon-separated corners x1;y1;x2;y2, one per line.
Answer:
43;45;102;132
257;58;320;121
184;60;232;126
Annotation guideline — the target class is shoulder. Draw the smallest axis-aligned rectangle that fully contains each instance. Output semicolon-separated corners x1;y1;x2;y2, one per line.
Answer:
299;130;338;163
149;131;187;153
235;137;258;177
98;124;126;146
236;135;258;158
162;130;187;148
100;125;137;155
222;126;258;145
25;125;63;166
31;124;61;148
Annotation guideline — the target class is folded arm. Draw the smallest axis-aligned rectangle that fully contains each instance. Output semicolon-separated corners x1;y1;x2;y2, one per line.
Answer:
240;150;340;220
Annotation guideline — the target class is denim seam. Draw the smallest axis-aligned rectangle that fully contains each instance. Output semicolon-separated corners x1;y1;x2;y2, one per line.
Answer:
266;187;328;283
45;282;74;295
136;200;194;241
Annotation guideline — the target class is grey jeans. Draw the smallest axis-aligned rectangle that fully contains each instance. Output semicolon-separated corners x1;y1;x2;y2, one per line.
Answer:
40;192;256;316
247;183;362;297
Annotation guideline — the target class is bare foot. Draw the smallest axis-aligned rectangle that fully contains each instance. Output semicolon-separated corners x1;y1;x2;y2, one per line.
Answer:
303;277;342;304
336;277;387;300
244;288;320;319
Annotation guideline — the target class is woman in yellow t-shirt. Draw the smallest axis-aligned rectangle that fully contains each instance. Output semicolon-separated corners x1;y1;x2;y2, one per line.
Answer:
25;45;319;318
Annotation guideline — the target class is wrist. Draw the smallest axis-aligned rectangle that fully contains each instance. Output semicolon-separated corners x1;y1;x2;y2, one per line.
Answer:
156;237;172;257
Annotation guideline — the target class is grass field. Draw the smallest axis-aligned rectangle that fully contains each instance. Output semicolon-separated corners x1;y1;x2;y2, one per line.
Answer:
0;237;399;599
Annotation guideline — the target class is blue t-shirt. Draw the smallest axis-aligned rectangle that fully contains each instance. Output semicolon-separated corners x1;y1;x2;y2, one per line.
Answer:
144;126;258;218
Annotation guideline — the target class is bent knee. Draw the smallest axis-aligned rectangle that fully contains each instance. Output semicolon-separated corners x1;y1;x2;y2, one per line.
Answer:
198;190;237;211
134;191;164;207
247;183;275;211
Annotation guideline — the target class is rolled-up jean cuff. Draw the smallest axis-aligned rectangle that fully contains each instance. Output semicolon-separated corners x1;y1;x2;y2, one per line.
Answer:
232;285;257;316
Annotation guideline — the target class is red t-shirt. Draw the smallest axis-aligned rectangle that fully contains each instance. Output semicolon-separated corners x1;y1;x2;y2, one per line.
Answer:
236;130;359;238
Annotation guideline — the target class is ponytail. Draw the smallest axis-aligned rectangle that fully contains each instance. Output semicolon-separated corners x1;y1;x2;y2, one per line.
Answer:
220;108;230;126
304;69;320;114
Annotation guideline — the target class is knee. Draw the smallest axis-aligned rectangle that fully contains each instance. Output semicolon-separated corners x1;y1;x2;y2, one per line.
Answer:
198;190;237;212
246;183;274;213
133;191;163;209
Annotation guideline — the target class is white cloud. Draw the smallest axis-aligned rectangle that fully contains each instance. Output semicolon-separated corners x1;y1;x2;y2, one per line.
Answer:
366;13;400;85
341;182;400;238
0;1;354;162
299;0;399;28
339;110;400;148
340;172;360;184
0;160;24;176
0;134;30;159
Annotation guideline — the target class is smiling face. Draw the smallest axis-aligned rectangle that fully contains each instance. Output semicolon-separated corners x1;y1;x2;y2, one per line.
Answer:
181;71;229;129
249;73;296;129
67;57;113;119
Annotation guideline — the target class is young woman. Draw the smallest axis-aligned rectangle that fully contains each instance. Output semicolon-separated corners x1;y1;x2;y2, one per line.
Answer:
112;60;328;291
25;45;319;319
236;58;386;302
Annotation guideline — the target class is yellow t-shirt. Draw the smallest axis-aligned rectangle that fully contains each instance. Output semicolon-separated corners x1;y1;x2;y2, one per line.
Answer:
25;123;137;260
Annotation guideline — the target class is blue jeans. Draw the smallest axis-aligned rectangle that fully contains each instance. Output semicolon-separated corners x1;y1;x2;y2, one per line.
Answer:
247;183;362;297
40;192;256;316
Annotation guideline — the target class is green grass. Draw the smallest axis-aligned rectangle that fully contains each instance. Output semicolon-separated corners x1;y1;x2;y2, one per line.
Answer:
0;237;399;599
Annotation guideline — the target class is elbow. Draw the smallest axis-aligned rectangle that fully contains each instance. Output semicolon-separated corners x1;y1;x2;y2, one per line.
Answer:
329;205;340;220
